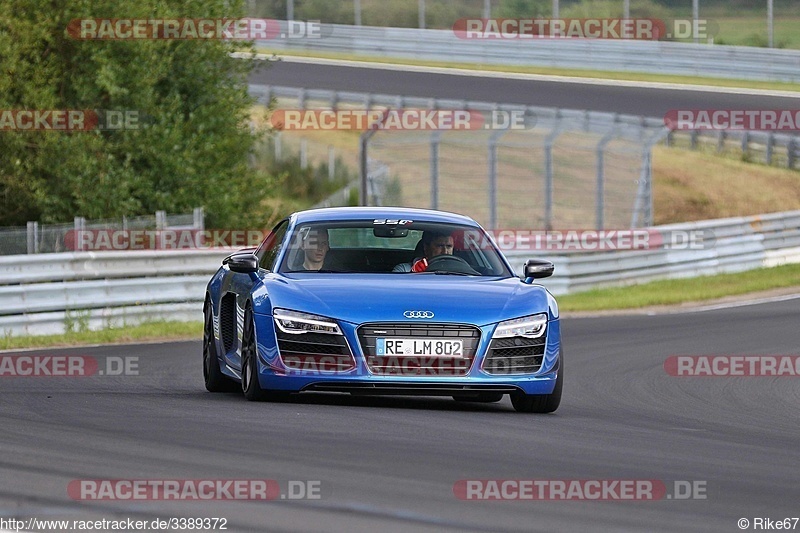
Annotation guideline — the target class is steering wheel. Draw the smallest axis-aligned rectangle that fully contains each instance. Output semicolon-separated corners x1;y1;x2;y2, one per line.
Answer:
425;255;480;275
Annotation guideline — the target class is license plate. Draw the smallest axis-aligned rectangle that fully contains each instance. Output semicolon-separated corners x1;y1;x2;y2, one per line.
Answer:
376;338;464;357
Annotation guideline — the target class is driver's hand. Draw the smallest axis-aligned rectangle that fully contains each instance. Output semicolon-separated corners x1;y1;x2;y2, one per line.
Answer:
411;258;428;272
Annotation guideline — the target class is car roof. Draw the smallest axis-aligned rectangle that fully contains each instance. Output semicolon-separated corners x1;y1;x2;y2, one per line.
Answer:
291;207;480;226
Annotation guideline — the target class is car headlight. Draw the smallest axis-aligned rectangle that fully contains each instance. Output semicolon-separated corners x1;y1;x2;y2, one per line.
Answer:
273;309;341;335
492;313;547;339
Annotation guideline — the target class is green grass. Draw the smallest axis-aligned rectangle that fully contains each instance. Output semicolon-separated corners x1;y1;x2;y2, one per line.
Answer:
4;264;800;350
709;16;800;49
559;263;800;312
0;321;202;351
257;48;800;94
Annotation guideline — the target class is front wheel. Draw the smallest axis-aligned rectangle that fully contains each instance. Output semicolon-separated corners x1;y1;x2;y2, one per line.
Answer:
510;354;563;413
241;307;290;402
203;303;238;392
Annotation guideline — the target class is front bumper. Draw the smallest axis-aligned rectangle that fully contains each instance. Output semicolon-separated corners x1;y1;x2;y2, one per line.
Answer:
252;313;561;396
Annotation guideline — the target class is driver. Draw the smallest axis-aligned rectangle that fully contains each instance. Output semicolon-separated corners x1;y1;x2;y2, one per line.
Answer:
392;231;454;272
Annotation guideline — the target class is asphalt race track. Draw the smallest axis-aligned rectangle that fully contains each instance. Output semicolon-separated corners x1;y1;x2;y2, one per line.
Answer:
2;297;798;532
250;59;800;117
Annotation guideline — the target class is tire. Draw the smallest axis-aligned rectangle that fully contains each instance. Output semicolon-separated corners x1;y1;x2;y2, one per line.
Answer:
241;306;289;402
452;392;504;403
203;302;239;393
510;353;563;414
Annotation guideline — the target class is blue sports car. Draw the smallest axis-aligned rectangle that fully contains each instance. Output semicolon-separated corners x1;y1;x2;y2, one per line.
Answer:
203;207;562;413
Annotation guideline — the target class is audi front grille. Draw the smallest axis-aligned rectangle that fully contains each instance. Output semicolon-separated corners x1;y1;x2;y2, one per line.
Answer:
357;323;481;376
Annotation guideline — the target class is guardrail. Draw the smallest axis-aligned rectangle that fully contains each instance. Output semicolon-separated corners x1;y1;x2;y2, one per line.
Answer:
0;250;229;337
258;22;800;83
514;210;800;295
1;210;799;336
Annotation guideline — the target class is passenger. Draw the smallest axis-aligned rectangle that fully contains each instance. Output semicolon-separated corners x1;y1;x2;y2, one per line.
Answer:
300;227;330;271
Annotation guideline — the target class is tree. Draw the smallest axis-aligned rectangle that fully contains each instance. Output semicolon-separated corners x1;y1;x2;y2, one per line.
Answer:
0;0;267;227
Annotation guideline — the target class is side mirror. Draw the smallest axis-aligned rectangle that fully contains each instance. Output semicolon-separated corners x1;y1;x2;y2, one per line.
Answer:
523;259;554;279
224;252;259;274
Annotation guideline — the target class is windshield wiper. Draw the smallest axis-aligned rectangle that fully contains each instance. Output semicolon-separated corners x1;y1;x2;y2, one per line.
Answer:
429;270;474;276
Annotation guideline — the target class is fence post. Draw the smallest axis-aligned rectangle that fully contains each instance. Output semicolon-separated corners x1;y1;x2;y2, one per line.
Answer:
155;211;166;230
741;131;749;157
631;128;669;227
596;121;618;230
26;221;39;254
359;126;380;206
543;113;563;231
328;146;336;180
193;207;205;231
487;129;510;230
300;138;308;169
766;133;774;165
430;130;442;210
274;132;282;161
73;217;85;252
788;137;797;169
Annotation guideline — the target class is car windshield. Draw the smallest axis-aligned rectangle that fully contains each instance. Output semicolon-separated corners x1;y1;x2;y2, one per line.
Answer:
278;219;513;276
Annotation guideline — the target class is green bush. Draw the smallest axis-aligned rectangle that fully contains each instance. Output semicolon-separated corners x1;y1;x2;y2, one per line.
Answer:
0;0;269;228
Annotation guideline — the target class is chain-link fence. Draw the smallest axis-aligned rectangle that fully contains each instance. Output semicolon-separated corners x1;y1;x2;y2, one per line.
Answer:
0;209;204;255
364;117;664;230
253;84;799;231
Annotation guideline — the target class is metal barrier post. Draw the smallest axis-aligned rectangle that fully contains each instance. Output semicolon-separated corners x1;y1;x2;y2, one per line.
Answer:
328;146;336;180
26;221;38;254
193;207;205;230
596;125;619;230
543;112;563;231
430;130;442;210
360;130;379;206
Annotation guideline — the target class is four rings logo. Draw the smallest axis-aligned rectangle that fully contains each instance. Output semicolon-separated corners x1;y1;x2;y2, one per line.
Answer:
404;310;435;319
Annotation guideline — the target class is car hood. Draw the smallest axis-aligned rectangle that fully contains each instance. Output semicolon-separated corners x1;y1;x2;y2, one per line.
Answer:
259;274;551;326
